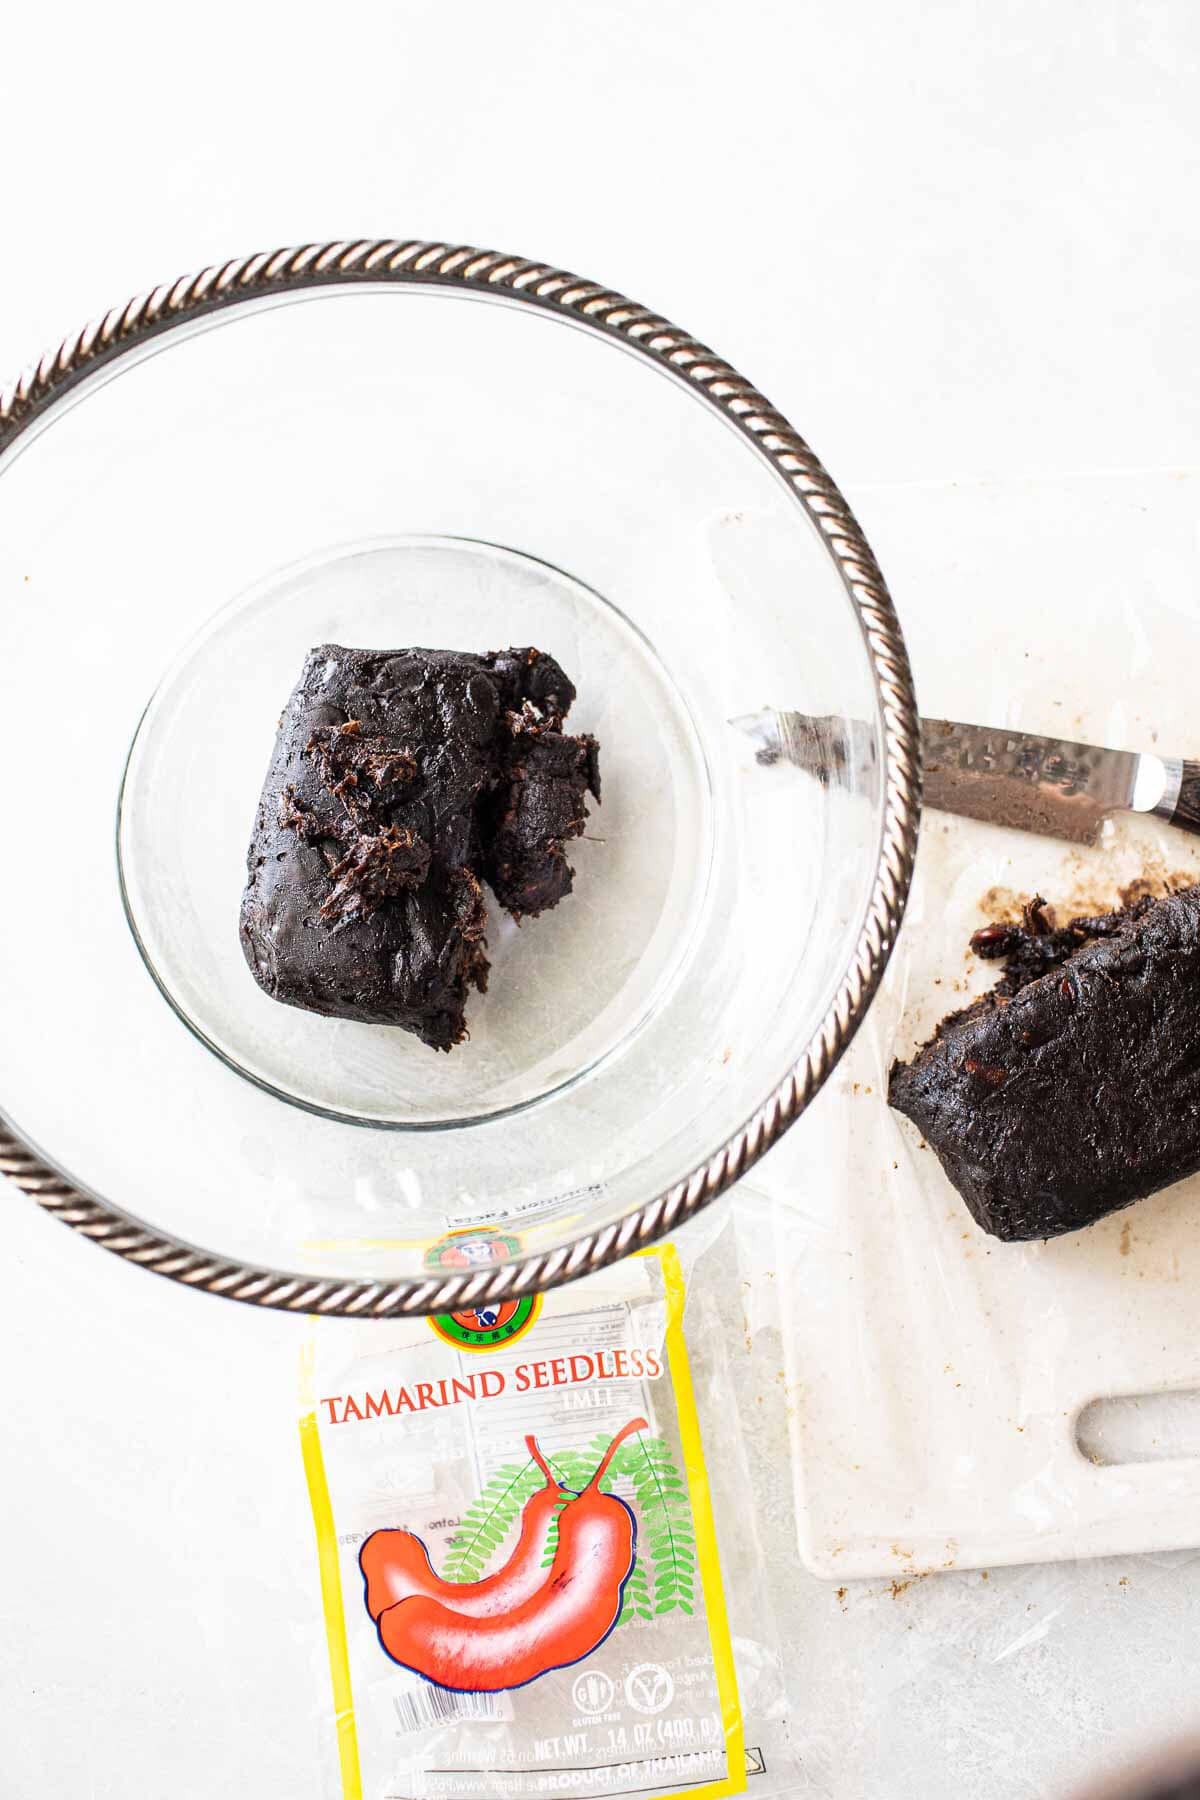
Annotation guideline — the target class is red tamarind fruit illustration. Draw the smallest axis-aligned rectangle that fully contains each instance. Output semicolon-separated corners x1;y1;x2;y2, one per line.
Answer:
360;1435;566;1621
375;1416;649;1691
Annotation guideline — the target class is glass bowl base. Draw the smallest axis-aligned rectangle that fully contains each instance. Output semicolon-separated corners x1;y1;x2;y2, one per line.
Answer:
117;535;715;1129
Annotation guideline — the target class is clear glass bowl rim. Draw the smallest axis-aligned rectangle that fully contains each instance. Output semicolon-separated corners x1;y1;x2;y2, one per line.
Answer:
0;237;922;1319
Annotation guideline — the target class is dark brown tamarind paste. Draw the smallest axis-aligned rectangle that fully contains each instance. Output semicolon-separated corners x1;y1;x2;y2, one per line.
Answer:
240;645;600;1051
889;885;1200;1240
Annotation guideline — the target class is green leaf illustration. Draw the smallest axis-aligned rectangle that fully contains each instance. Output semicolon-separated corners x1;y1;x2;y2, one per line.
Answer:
444;1457;543;1583
443;1427;698;1626
600;1431;697;1628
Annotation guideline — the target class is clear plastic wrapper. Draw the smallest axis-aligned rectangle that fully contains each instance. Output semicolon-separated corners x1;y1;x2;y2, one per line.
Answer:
757;470;1200;1796
298;1201;797;1800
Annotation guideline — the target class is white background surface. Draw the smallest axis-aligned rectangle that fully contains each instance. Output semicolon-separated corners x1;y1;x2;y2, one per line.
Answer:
3;4;1200;1796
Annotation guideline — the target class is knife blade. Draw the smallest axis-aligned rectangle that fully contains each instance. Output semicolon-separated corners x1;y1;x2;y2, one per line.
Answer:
732;710;1200;846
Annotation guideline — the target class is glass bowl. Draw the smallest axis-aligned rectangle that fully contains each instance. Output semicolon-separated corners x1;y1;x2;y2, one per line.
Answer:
0;240;920;1317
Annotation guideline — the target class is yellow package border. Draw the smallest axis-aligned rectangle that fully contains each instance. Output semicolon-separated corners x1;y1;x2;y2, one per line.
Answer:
299;1241;746;1800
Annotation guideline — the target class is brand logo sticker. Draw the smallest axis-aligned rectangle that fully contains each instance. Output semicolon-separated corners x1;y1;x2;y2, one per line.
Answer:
426;1228;541;1351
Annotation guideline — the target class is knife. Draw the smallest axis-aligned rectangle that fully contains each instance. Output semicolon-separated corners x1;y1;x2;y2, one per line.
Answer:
732;711;1200;847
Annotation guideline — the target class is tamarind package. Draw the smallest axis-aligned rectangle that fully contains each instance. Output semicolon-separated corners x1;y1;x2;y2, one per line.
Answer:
300;1196;797;1800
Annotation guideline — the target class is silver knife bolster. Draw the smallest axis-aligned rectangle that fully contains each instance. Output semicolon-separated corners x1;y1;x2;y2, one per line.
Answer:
1149;755;1183;821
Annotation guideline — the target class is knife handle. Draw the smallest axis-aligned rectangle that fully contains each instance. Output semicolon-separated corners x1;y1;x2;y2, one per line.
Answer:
1157;759;1200;837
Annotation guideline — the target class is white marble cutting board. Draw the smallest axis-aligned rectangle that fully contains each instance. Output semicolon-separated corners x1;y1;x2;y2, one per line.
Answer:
779;471;1200;1578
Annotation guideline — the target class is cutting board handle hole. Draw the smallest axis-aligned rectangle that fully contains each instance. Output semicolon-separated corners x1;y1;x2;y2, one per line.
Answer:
1076;1391;1200;1466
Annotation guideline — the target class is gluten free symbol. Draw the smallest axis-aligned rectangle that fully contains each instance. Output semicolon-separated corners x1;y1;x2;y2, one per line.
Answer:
572;1669;615;1714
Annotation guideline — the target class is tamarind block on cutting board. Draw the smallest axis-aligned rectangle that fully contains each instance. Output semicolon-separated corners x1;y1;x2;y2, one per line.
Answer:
888;885;1200;1240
